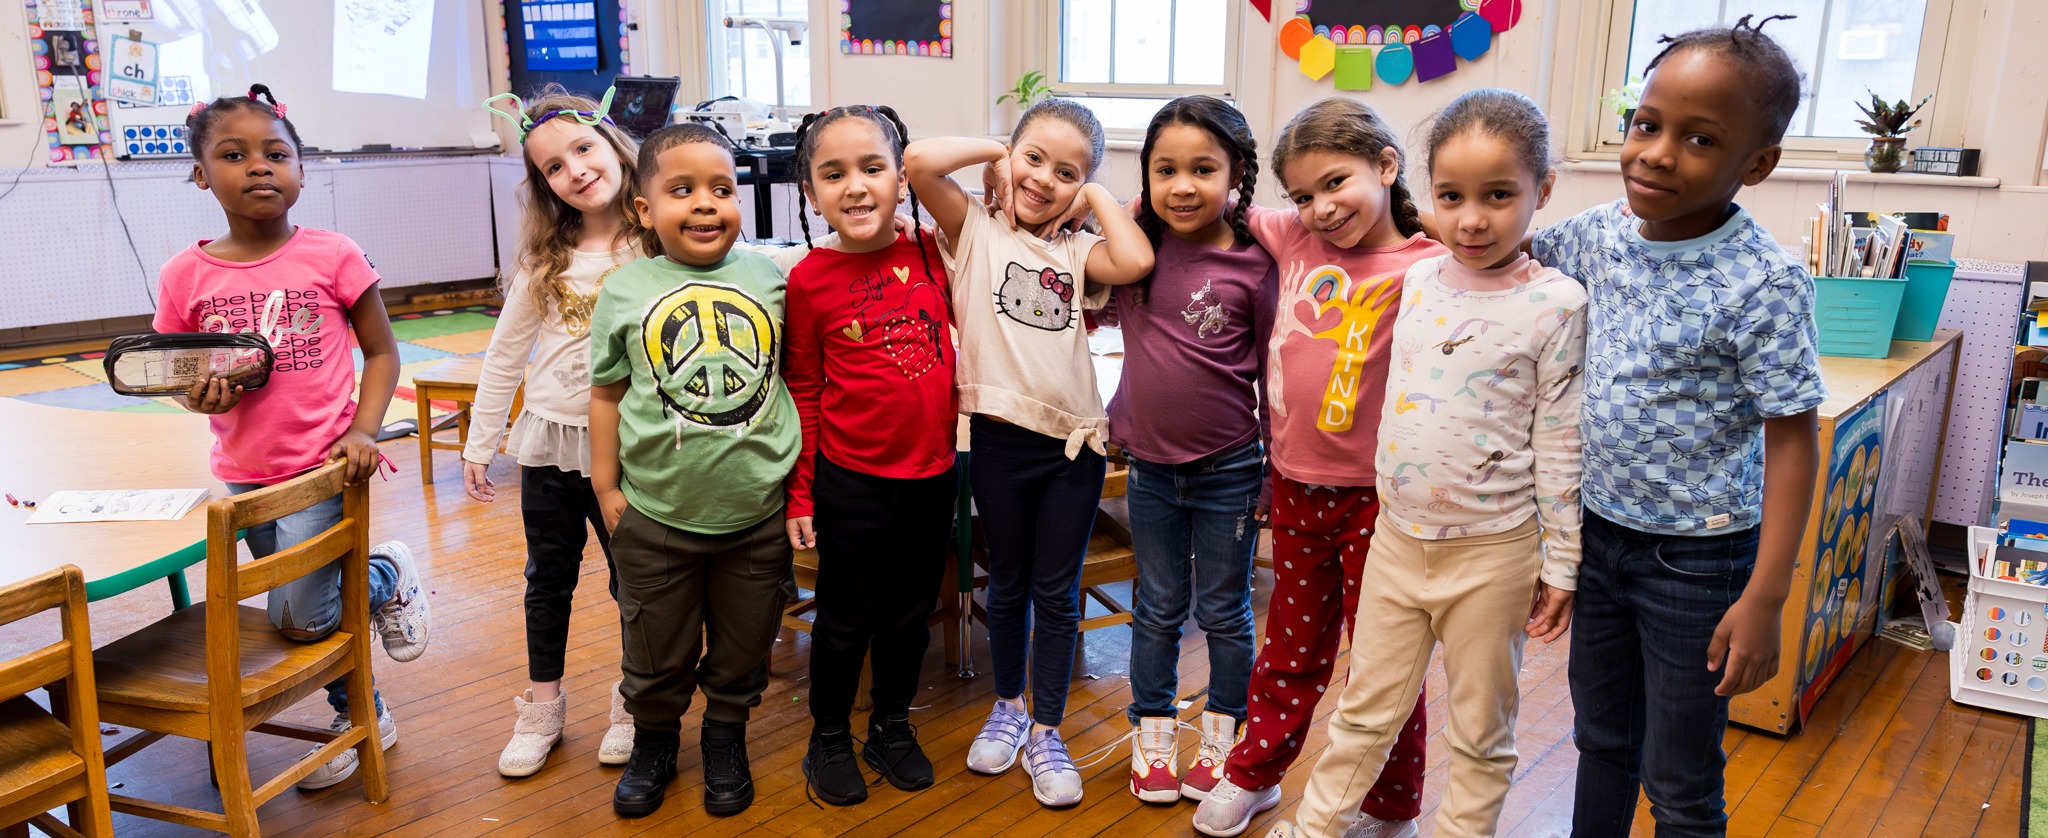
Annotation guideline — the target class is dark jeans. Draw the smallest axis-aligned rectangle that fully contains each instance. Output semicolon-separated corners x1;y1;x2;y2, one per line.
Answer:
521;464;617;683
611;505;792;732
808;454;958;729
1125;441;1262;724
969;415;1106;727
1570;510;1760;838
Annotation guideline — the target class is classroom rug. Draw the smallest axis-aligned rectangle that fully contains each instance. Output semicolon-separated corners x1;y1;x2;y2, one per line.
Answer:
0;306;502;435
2031;718;2048;836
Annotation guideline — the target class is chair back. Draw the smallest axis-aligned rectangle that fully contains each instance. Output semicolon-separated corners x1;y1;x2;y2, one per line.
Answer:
202;461;369;701
0;565;111;836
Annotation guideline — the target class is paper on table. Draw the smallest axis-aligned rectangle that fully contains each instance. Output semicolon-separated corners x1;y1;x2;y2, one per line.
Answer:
25;489;210;524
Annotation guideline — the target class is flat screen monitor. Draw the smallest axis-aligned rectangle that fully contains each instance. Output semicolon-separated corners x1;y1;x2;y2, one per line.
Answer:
609;76;682;141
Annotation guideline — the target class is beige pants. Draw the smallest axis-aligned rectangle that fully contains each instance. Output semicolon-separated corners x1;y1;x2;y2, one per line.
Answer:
1297;513;1544;838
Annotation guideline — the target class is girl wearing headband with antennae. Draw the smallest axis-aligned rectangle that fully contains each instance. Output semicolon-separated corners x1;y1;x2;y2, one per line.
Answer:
468;84;650;779
154;83;429;792
778;104;956;806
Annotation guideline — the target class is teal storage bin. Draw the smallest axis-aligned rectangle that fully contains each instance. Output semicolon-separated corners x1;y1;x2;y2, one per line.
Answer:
1893;260;1956;342
1814;274;1906;358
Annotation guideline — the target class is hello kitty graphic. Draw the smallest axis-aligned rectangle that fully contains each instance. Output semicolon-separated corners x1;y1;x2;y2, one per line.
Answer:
995;262;1075;331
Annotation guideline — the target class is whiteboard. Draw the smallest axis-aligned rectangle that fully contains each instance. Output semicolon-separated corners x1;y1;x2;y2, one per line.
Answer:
95;0;496;155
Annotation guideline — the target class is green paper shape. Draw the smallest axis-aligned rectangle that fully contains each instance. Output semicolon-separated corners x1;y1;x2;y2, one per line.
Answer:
1335;47;1373;91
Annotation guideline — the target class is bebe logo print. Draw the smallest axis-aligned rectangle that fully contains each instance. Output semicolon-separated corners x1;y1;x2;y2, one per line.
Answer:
995;262;1074;331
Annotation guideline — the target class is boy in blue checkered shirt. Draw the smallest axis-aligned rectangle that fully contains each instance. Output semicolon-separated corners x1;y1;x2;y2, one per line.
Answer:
1531;16;1825;837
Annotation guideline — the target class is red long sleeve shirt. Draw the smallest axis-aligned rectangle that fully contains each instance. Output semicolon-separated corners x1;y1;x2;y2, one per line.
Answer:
782;233;959;518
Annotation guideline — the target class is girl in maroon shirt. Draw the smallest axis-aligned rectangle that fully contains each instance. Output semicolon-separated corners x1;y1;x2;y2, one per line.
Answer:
780;105;958;806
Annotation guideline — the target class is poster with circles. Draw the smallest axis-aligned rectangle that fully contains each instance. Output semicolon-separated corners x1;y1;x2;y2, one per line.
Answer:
24;0;114;164
1797;393;1886;718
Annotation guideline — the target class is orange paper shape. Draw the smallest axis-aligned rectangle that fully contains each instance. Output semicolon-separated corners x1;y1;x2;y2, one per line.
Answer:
1299;34;1337;80
1280;16;1315;60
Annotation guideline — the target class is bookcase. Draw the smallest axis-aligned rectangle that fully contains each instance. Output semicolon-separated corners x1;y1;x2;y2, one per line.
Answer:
1729;330;1962;733
1994;263;2048;526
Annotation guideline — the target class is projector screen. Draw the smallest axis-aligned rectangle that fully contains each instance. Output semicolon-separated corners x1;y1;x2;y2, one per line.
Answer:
98;0;494;155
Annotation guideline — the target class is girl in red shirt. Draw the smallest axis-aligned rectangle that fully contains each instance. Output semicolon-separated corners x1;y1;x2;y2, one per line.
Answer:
780;105;958;806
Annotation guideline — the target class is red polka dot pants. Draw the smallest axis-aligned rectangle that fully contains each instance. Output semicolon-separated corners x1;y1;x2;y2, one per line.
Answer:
1222;474;1427;822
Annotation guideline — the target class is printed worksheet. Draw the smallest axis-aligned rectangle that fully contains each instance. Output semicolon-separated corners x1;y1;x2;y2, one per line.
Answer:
25;489;210;524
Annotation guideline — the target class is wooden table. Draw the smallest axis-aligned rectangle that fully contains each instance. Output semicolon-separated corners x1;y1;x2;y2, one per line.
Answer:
0;398;222;605
411;357;521;486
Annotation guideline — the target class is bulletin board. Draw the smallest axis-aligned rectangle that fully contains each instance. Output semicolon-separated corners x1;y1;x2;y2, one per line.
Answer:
841;0;951;58
1280;0;1522;89
24;0;114;164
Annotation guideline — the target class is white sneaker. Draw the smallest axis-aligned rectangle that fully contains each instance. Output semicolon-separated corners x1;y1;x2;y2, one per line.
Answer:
600;680;634;766
1023;727;1083;807
1192;776;1282;837
296;708;397;790
1341;817;1419;838
1182;711;1239;801
1129;716;1181;802
497;688;565;778
966;698;1030;774
370;541;430;662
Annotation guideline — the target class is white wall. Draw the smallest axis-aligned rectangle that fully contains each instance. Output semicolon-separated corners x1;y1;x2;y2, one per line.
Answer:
733;0;2048;267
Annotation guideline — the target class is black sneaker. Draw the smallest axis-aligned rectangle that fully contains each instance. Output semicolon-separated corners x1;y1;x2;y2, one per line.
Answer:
803;727;869;805
864;714;935;791
700;720;755;815
611;743;678;817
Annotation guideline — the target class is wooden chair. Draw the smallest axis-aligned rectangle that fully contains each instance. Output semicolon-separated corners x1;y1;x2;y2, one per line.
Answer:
411;357;523;486
90;461;387;836
0;566;112;838
775;544;965;707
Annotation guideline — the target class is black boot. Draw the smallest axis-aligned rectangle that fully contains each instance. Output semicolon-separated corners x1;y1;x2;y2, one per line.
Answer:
864;714;934;790
611;737;679;817
803;726;869;805
700;719;755;815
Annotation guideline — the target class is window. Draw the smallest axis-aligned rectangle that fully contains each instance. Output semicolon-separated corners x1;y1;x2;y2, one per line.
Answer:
1047;0;1240;133
706;0;812;111
1586;0;1954;158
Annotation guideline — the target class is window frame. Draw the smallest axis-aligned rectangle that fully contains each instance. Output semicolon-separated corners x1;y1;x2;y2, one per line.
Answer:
1039;0;1243;137
1569;0;1960;166
703;0;814;111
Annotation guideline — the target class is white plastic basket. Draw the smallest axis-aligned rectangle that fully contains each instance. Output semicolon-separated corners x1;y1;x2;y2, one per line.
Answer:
1949;526;2048;717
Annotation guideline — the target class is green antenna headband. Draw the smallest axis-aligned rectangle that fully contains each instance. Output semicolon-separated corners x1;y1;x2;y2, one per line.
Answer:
484;86;617;143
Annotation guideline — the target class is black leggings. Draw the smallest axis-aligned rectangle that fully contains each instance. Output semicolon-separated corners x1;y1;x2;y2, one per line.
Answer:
521;464;616;683
807;455;958;729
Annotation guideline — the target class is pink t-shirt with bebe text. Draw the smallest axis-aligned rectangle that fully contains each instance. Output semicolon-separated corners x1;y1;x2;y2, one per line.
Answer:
152;227;380;485
1246;205;1448;486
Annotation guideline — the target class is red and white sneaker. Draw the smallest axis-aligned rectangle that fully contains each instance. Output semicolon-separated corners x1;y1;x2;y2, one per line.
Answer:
1129;716;1181;802
1181;710;1239;801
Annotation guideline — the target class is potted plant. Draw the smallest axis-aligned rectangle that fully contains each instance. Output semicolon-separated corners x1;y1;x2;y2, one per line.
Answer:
1855;91;1931;173
1603;76;1644;133
996;70;1055;108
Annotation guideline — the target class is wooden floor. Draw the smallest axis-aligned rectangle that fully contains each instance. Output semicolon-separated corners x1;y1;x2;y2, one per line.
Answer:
2;434;2029;837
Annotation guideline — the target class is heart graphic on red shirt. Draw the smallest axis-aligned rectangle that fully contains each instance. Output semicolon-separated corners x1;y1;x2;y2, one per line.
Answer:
880;313;943;380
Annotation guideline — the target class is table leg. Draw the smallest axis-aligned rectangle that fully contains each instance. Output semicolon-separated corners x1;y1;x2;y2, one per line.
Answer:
415;385;434;486
166;568;190;610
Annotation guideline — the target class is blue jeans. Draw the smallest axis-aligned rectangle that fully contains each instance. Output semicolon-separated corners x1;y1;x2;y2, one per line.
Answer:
1570;510;1759;837
228;483;397;716
969;416;1106;727
1124;441;1262;724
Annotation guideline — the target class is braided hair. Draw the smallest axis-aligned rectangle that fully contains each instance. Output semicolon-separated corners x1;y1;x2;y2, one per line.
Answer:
1135;95;1258;253
1645;14;1804;144
1271;97;1424;240
787;105;936;287
185;83;302;160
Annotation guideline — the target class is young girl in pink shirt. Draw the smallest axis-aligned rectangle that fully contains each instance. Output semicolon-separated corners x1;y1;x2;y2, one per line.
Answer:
153;84;430;792
1192;97;1444;838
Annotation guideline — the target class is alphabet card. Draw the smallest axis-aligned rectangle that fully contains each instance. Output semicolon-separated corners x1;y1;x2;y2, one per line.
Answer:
104;33;158;106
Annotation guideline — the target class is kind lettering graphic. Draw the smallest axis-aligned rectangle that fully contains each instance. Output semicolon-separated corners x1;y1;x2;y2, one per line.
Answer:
996;262;1075;331
1295;266;1398;432
641;282;778;429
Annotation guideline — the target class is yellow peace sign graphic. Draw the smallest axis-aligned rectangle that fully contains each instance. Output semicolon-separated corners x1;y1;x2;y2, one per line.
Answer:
640;282;779;428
